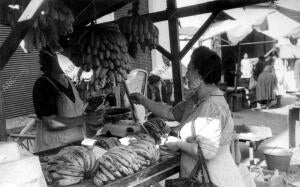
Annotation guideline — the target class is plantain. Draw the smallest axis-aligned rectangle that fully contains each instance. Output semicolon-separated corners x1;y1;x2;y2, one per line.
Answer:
99;75;107;88
57;175;83;186
106;152;130;168
93;175;104;186
99;42;106;51
105;49;110;59
95;35;100;48
98;156;116;173
95;171;108;183
108;60;114;70
99;164;116;181
98;51;104;60
106;154;132;176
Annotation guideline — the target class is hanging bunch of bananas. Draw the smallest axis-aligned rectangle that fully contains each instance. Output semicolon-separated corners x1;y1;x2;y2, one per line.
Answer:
117;1;159;58
11;0;75;53
93;136;160;186
70;24;131;101
41;146;98;186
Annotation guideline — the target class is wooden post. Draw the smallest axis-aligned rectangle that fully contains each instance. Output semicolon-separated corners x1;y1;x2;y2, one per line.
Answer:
0;71;6;141
167;0;183;104
0;0;45;141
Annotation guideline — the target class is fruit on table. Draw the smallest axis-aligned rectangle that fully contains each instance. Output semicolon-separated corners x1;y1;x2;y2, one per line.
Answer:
41;146;98;186
93;138;160;186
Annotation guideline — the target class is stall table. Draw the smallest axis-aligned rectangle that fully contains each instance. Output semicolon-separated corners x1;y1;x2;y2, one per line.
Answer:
47;153;180;187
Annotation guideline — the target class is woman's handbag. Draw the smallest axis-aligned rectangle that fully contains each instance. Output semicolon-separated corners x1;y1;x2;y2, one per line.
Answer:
165;145;217;187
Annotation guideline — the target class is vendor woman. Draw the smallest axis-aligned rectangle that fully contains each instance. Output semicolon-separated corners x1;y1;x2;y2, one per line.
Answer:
130;46;245;187
33;47;103;152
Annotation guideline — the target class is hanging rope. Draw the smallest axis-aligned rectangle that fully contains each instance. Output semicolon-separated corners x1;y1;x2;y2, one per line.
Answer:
73;0;95;24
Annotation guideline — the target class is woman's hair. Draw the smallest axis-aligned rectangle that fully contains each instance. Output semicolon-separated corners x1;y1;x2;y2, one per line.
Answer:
39;47;57;74
190;46;221;84
148;74;161;85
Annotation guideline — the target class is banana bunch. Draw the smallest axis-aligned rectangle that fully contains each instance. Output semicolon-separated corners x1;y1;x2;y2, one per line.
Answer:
93;139;160;186
93;136;121;150
71;25;131;101
20;0;74;53
142;118;171;144
117;15;159;57
44;146;98;186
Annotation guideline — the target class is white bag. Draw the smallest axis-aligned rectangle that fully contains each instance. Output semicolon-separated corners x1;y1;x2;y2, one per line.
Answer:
249;77;257;90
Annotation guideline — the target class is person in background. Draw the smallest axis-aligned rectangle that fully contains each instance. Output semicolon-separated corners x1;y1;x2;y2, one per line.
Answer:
33;47;103;152
252;56;266;82
272;50;285;107
239;53;252;88
255;58;277;109
294;58;300;91
147;74;164;103
130;46;245;187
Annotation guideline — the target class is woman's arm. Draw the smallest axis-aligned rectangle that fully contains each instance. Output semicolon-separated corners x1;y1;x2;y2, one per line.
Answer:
42;111;104;130
131;93;175;120
177;141;198;157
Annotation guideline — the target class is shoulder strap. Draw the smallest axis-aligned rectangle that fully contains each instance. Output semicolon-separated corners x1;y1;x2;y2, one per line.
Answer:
41;76;60;92
189;120;213;185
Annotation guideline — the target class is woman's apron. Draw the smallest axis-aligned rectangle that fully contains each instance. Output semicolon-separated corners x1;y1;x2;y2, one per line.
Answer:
35;76;86;152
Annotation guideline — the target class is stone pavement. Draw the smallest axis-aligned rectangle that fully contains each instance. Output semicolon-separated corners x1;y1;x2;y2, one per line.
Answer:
232;94;300;186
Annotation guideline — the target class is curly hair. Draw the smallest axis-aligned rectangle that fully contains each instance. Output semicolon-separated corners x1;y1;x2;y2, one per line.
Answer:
190;46;221;84
39;47;57;74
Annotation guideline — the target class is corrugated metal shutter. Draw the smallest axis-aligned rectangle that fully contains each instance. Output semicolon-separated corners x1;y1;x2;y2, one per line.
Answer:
0;24;41;119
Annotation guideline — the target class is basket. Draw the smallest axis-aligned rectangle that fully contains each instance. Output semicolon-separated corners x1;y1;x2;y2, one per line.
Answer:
263;148;293;172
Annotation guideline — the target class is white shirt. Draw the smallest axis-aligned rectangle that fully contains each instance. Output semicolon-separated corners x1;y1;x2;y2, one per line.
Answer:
240;58;252;79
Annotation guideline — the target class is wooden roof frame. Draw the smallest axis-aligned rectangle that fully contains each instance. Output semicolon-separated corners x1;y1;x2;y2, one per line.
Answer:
0;0;271;140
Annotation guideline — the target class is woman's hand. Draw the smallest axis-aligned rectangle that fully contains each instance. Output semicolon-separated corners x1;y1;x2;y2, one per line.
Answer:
164;142;180;152
85;110;104;125
129;93;145;104
164;136;181;152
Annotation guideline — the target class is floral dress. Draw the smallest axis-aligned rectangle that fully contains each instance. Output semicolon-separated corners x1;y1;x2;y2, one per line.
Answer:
172;89;245;187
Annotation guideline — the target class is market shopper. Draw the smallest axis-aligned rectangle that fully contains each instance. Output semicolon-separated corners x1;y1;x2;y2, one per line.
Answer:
272;50;285;106
33;47;104;152
239;53;252;88
255;58;277;109
130;46;245;187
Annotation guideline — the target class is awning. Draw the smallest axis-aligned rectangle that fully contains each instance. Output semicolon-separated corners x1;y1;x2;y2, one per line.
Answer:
276;38;300;59
225;7;300;40
179;19;253;45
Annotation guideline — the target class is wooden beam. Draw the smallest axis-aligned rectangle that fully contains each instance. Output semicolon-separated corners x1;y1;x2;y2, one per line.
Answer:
149;0;271;22
75;0;134;27
0;71;6;141
178;11;220;60
0;0;45;70
155;45;173;61
167;0;183;104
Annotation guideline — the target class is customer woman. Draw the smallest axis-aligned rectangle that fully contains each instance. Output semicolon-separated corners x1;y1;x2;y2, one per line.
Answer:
255;58;277;109
130;46;245;187
33;47;103;152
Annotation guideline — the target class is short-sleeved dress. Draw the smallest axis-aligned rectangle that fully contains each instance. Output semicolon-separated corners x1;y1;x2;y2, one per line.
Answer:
172;88;245;187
